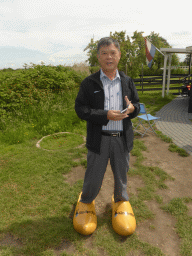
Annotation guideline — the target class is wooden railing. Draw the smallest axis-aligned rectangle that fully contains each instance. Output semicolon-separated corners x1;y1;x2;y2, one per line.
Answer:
133;74;192;93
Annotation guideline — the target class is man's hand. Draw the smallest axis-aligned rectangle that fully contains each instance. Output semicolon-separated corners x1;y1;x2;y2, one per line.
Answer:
107;110;128;120
124;96;135;115
107;96;135;121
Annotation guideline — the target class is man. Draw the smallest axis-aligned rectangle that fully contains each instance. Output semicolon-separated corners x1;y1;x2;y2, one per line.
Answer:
74;37;140;236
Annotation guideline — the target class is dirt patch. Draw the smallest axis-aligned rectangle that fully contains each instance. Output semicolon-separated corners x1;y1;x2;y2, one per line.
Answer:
140;135;192;204
54;239;76;255
84;236;109;256
63;165;85;186
136;200;180;256
128;175;145;197
0;233;23;248
64;133;192;256
187;202;192;217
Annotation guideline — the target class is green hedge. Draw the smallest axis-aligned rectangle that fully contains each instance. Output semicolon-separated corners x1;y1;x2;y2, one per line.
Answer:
0;64;88;114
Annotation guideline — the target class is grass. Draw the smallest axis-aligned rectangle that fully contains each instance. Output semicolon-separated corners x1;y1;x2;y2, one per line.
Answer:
0;66;192;255
0;138;87;255
161;198;192;256
39;133;85;151
1;134;191;255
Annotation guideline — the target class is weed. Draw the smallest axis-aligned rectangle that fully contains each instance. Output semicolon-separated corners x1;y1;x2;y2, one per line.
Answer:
156;130;173;143
169;143;189;157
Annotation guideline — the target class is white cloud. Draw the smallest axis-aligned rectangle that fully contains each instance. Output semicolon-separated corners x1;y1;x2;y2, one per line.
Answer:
166;31;192;48
0;0;192;69
0;4;13;14
49;48;82;58
48;47;88;65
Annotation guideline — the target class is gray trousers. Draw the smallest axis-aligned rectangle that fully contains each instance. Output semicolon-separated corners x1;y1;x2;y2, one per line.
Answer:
80;135;130;203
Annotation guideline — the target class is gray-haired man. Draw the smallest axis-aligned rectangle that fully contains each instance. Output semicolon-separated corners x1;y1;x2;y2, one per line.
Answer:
73;37;140;236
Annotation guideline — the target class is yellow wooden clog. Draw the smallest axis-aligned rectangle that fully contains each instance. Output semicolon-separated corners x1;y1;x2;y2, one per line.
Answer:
73;193;97;235
112;195;136;236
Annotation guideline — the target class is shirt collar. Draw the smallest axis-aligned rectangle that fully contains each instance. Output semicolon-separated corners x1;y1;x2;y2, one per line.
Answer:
100;69;120;81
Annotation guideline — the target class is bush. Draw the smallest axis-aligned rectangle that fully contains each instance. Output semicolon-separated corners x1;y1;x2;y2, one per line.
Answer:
89;66;100;74
0;64;89;114
142;65;163;76
171;68;187;75
0;63;87;144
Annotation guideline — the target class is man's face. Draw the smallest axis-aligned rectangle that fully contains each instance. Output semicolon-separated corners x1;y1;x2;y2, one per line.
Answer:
97;43;121;73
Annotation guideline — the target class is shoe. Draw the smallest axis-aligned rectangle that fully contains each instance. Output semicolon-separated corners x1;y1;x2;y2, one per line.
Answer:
73;192;97;235
112;195;136;236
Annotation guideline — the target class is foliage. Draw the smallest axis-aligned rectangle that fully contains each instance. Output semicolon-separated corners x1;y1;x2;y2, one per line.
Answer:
0;63;89;143
0;63;88;113
184;54;192;65
147;32;179;69
84;30;180;78
84;38;98;68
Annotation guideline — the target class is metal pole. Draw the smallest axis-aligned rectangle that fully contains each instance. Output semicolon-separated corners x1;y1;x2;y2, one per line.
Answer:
189;54;191;83
142;63;144;94
162;54;168;97
167;54;172;95
189;55;192;113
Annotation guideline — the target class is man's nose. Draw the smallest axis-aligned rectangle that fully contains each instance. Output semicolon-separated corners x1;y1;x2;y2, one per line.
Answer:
107;53;113;58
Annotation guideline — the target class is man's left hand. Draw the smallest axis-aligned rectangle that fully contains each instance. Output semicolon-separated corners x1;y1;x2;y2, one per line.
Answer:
124;96;135;115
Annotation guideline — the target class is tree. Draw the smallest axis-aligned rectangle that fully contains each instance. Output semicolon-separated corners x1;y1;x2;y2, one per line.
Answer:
184;54;192;65
129;31;146;78
23;63;29;70
110;31;137;77
84;38;99;73
84;30;180;77
147;32;179;69
84;31;140;78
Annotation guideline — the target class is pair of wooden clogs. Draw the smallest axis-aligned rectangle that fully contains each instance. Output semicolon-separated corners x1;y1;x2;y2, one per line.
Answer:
73;193;136;236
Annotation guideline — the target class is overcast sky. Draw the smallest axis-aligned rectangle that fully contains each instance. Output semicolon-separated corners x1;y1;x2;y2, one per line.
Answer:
0;0;191;69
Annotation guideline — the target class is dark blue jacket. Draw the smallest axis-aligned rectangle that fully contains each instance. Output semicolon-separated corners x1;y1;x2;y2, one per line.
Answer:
75;70;140;154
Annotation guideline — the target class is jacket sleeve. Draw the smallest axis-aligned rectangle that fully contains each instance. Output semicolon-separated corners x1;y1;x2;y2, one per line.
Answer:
75;79;109;126
128;78;140;119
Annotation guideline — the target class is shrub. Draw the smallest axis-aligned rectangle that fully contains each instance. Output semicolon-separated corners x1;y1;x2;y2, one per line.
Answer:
0;63;87;144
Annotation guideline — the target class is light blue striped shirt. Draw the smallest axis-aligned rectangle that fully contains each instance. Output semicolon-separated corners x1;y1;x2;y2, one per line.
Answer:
100;69;123;131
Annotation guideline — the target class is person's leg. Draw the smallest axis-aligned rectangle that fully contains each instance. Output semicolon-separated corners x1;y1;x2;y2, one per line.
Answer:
80;135;110;203
110;136;136;236
109;136;130;203
73;135;110;235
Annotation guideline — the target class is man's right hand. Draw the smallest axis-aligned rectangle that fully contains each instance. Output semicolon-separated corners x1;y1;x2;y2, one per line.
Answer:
107;110;129;121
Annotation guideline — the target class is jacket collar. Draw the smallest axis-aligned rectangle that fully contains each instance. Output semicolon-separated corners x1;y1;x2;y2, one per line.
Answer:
100;69;121;81
89;69;127;89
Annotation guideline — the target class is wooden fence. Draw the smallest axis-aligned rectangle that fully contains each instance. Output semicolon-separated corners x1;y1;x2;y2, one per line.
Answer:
133;74;192;94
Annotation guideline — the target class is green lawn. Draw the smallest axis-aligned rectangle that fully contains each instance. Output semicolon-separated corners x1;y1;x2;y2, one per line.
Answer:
0;90;192;256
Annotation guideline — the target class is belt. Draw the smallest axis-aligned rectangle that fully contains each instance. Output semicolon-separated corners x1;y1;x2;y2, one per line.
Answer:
101;131;123;137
